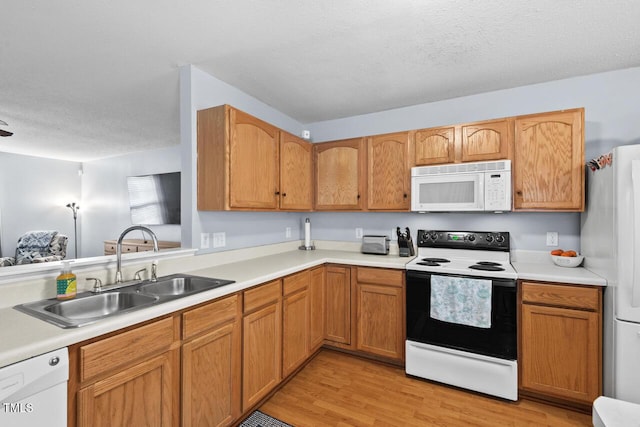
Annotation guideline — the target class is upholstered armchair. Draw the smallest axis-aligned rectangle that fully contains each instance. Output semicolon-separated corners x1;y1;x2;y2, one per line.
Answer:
0;231;68;267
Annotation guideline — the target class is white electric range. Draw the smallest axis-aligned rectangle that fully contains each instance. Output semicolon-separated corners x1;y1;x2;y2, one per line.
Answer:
405;230;518;401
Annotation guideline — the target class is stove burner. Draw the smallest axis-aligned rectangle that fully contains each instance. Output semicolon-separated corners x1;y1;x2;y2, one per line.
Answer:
469;264;505;272
476;261;501;266
421;258;450;263
417;261;442;266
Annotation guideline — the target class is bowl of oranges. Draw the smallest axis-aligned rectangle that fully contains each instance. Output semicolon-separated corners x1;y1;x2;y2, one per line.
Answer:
550;249;584;268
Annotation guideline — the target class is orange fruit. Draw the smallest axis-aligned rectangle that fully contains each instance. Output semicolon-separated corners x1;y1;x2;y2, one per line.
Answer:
561;250;577;257
550;249;563;256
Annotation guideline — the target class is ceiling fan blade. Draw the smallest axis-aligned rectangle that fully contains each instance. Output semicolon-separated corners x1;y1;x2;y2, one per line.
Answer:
0;129;13;137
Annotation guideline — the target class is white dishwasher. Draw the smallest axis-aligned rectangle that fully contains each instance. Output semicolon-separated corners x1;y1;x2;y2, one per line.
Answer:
0;348;68;427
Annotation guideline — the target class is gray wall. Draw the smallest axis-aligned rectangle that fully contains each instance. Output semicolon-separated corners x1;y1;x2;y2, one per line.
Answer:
0;152;81;259
80;146;182;257
181;65;640;253
0;147;182;260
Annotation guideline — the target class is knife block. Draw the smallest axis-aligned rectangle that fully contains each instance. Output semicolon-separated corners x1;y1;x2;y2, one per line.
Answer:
398;237;415;257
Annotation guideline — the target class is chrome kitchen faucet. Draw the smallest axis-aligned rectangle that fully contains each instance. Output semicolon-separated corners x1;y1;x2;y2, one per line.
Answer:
115;225;159;283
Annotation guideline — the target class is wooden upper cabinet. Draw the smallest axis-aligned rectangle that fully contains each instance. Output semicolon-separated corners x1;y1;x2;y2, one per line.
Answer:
414;126;455;165
367;132;412;210
513;108;584;211
314;138;366;210
280;131;313;210
228;108;280;209
198;105;279;210
461;118;512;162
414;119;512;166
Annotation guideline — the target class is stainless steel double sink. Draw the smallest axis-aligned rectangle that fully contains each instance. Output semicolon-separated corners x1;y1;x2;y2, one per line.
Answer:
14;274;235;328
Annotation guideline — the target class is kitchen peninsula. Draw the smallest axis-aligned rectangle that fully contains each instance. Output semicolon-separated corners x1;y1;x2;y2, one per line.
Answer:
0;240;605;426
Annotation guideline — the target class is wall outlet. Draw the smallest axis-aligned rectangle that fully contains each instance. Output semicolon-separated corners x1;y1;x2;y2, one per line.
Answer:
546;231;559;246
212;232;226;248
355;228;364;239
285;227;292;238
200;232;210;249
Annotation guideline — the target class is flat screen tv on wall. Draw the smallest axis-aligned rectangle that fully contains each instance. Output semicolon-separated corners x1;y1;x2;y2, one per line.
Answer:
127;172;181;225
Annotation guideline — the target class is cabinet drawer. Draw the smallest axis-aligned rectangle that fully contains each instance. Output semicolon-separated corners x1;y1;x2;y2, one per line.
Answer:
356;267;403;287
183;294;239;339
244;279;282;313
103;243;117;254
283;270;310;296
521;282;600;311
80;317;175;383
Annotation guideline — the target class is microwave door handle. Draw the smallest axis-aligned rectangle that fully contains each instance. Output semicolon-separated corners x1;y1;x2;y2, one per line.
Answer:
631;161;640;307
478;174;485;210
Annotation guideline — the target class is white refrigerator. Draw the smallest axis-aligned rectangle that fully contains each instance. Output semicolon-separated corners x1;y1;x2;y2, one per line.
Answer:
581;144;640;403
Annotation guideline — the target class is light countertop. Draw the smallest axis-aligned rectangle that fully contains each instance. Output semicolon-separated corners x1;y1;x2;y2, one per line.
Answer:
0;249;409;368
510;250;606;286
0;246;606;368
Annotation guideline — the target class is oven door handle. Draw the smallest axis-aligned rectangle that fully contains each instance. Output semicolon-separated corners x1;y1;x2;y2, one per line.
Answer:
407;270;516;288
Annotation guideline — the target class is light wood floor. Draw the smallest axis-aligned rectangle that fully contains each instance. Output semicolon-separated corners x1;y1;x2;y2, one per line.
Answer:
259;349;591;427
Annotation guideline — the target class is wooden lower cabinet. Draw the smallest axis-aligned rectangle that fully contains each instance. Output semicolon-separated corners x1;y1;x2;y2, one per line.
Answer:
355;267;404;363
78;349;178;427
520;281;602;408
282;274;310;378
242;280;282;411
309;266;326;351
182;295;241;427
71;264;409;426
325;265;352;344
74;317;179;427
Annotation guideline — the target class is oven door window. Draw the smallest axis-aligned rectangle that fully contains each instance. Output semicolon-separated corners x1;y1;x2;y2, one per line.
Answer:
406;271;517;360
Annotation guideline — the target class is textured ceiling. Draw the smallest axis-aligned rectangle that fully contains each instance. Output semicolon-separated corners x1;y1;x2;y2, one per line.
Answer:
1;1;640;161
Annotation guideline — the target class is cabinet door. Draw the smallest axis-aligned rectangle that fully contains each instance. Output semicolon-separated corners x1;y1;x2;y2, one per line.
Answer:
414;126;455;165
309;266;326;351
78;349;178;427
242;300;282;410
282;288;309;378
513;109;584;211
315;138;366;210
521;303;600;404
325;265;351;344
229;108;280;209
367;132;411;210
182;321;241;427
356;281;404;362
460;118;512;162
280;132;313;210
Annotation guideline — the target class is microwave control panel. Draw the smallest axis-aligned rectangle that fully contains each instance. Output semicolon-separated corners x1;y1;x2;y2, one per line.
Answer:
484;171;511;211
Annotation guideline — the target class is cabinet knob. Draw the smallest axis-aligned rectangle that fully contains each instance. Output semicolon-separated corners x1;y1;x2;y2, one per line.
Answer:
274;191;280;195
282;193;287;197
403;193;408;198
357;194;361;199
516;191;523;196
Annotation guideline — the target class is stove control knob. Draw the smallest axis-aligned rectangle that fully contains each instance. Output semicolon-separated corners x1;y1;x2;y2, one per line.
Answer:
467;234;476;242
430;233;438;240
485;235;494;243
495;235;505;243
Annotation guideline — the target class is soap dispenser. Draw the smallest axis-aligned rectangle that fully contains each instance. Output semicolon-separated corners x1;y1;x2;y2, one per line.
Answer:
56;261;77;300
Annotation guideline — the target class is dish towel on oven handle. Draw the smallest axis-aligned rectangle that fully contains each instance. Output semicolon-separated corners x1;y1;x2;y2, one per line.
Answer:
430;275;492;328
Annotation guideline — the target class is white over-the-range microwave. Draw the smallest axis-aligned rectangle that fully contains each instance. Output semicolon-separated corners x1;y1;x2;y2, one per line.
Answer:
411;160;512;212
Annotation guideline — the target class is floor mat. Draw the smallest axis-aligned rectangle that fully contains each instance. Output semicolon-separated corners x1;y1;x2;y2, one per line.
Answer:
239;410;293;427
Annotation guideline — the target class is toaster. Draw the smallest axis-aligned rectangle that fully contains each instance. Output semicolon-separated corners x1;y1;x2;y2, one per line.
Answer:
361;235;390;255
